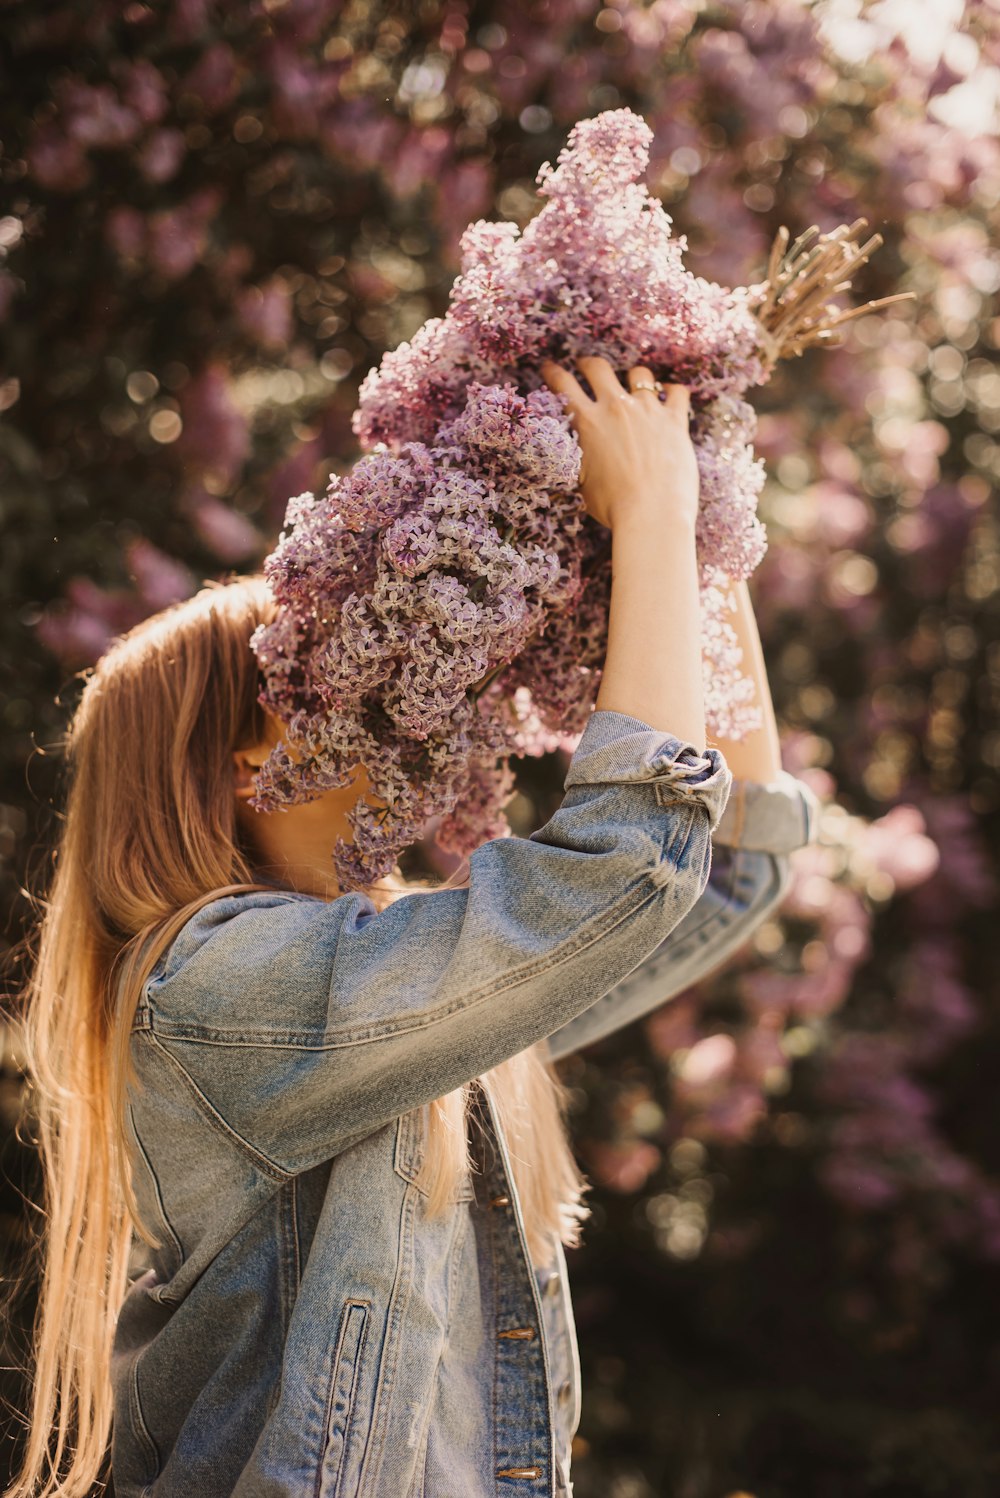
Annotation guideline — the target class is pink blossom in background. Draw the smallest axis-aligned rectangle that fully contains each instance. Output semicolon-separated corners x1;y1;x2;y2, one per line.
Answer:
57;77;142;149
180;488;265;565
34;578;133;666
26;128;91;192
898;934;979;1063
181;42;240;114
433;158;494;254
647;996;703;1060
856;804;940;892
586;1139;662;1194
822;1155;900;1211
234;279;295;350
694;1083;769;1146
264;436;327;533
34;546;194;666
105;204;147;261
176;363;251;483
136;127;186;185
382;126;452;201
263;39;339;137
677;1033;738;1090
811;484;872;550
146;186;224;281
118;58;169;127
124;537;196;610
321;98;405;172
911;797;999;915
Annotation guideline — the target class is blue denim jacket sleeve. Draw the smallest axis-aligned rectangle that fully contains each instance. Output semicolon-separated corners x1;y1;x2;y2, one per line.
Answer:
138;709;733;1178
544;764;822;1061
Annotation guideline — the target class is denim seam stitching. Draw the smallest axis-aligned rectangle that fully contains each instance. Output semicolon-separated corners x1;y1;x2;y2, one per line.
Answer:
407;1205;462;1498
126;1104;184;1268
315;1298;370;1498
153;876;651;1044
289;1174;302;1288
146;886;655;1054
655;783;716;811
146;846;704;1051
488;1135;501;1489
698;851;789;988
393;1109;431;1198
725;778;748;845
355;1183;417;1495
408;1390;433;1498
142;1030;290;1181
128;1354;160;1486
277;1179;300;1326
443;1189;467;1343
671;848;788;984
545;844;745;1058
517;1135;555;1490
487;1093;554;1489
719;780;817;854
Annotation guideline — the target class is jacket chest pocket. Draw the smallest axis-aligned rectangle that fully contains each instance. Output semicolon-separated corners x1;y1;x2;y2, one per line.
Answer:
393;1106;475;1202
319;1299;370;1496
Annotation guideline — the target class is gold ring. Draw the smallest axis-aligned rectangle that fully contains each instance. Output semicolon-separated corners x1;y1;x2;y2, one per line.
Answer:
632;381;660;393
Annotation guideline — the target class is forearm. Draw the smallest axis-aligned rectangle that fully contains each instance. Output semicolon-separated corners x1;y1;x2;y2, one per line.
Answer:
595;511;706;750
706;578;783;784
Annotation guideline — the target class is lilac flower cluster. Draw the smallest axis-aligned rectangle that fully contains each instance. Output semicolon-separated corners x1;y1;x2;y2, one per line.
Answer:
251;109;790;884
250;381;591;886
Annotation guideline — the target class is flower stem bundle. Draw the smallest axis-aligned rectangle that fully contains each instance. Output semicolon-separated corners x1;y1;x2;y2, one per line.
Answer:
750;218;914;367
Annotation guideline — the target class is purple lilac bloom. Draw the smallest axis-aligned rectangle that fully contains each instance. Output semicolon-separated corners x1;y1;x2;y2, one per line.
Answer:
251;108;804;885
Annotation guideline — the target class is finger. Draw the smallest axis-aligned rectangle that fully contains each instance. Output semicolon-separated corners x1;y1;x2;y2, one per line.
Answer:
661;380;691;406
540;359;594;412
575;355;623;400
626;366;663;404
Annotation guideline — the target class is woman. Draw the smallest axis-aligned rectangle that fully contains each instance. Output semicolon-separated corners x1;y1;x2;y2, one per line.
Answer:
9;357;818;1497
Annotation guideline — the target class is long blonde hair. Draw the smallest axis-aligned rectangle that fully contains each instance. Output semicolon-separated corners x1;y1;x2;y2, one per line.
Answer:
5;572;589;1498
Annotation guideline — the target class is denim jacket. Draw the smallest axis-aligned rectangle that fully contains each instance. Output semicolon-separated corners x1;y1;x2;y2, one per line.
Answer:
111;709;819;1498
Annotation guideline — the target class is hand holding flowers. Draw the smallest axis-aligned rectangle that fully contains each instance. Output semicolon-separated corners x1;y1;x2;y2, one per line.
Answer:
539;358;698;533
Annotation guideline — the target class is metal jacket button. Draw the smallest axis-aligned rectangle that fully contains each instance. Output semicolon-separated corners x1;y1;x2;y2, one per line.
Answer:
496;1467;542;1480
497;1325;536;1340
490;1194;511;1208
545;1272;561;1297
557;1380;573;1405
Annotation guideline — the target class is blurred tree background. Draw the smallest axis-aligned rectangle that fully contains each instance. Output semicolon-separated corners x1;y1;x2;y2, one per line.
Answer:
1;0;999;1492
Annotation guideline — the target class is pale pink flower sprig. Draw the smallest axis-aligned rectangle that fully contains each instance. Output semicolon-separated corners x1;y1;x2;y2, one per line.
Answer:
250;379;599;886
251;107;861;886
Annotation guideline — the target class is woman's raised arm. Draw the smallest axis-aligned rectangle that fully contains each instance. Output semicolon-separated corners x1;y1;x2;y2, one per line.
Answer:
544;577;820;1060
136;713;731;1177
132;358;734;1178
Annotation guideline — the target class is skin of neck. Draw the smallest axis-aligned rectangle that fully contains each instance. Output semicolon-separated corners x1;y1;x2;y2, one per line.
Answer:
232;710;395;902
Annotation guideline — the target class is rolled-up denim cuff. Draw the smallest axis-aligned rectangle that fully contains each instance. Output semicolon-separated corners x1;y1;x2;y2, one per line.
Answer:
563;709;734;833
712;769;821;852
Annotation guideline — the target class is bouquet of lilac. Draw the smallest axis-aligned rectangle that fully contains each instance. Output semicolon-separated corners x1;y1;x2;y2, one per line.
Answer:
250;108;907;888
